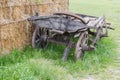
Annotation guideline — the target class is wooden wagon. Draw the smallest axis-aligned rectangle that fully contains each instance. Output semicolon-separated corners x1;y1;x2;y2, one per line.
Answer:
28;12;113;60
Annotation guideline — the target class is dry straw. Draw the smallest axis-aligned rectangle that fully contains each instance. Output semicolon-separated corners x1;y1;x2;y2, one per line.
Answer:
0;0;69;54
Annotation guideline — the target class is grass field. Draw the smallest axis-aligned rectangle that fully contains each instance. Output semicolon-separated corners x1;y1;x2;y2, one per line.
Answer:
0;0;120;80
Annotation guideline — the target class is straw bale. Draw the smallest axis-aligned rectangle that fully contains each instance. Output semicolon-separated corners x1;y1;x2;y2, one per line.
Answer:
0;0;67;7
0;0;69;54
12;6;25;20
0;20;33;54
8;0;30;6
40;4;52;15
53;2;68;12
0;0;69;20
52;0;68;4
0;0;9;6
0;0;30;7
0;7;11;19
40;0;53;4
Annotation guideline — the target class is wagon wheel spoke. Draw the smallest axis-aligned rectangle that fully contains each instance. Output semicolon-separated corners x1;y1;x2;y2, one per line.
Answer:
36;28;42;38
36;40;42;48
82;32;88;44
35;39;40;43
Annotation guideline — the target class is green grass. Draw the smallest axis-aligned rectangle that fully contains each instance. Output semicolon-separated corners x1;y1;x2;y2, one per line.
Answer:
0;38;117;80
0;0;120;80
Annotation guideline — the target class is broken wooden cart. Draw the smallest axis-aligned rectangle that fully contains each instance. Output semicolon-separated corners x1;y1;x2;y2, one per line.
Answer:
28;12;113;60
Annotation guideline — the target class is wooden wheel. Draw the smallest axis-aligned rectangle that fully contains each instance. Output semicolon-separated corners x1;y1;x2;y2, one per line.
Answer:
74;31;89;60
54;12;86;24
32;27;49;48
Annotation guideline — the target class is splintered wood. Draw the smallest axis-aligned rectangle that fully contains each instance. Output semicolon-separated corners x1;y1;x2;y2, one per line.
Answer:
0;0;69;54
